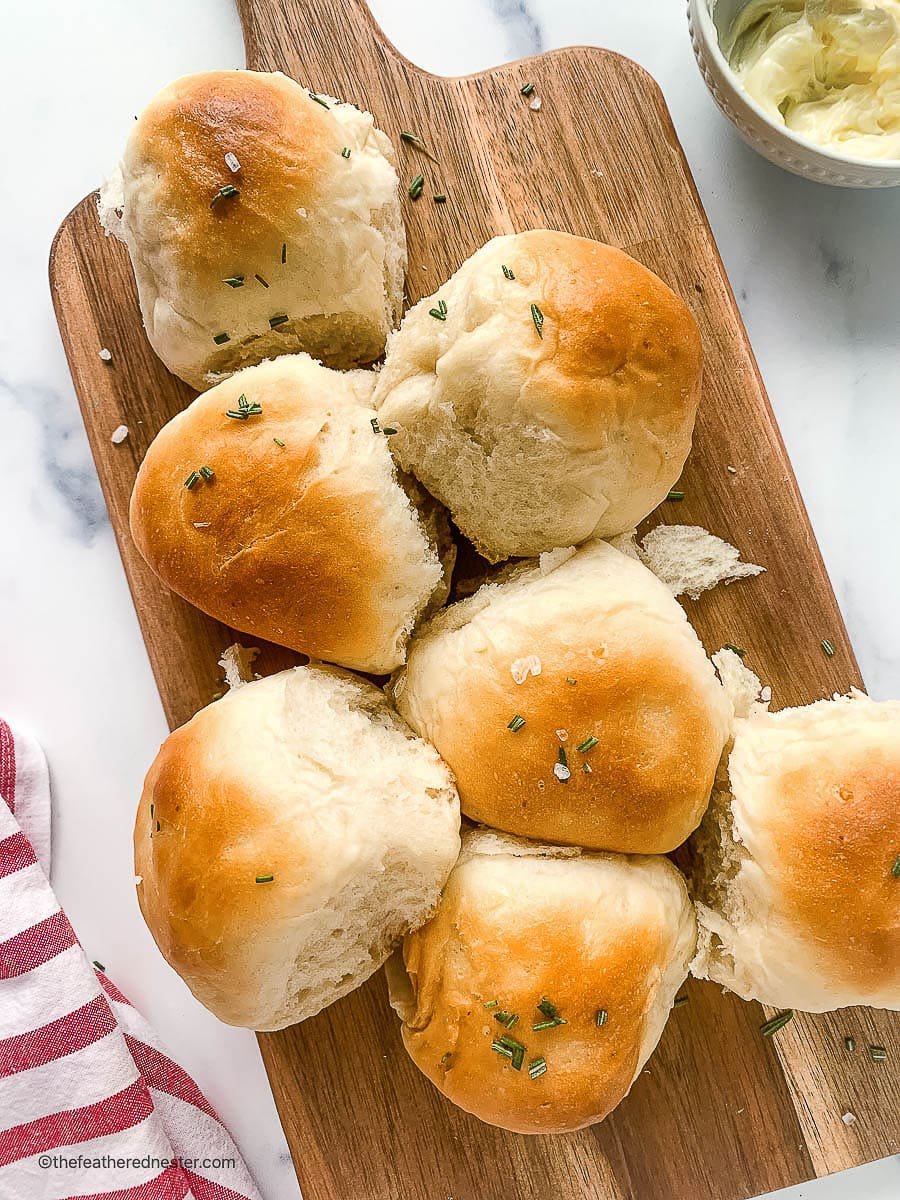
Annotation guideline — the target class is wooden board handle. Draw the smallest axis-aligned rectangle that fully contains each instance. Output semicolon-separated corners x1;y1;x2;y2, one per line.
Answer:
236;0;408;86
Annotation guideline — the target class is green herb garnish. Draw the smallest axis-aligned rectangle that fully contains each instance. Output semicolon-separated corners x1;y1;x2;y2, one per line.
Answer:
341;146;351;158
492;1035;525;1070
93;960;106;972
582;763;593;774
844;1036;856;1052
869;1045;887;1062
212;332;230;345
408;174;425;200
576;735;599;753
724;643;746;657
674;995;689;1008
281;242;287;263
273;437;286;447
483;999;499;1009
223;276;244;288
429;299;448;321
892;853;900;878
370;417;381;434
507;715;526;732
502;265;515;280
255;874;275;884
269;314;289;328
821;638;836;657
210;184;239;208
667;490;685;501
533;999;566;1031
199;465;215;481
566;677;577;685
494;1010;519;1029
530;303;544;338
433;193;447;203
596;1009;608;1026
521;83;535;97
528;1057;547;1080
184;471;201;489
255;274;269;288
383;426;398;435
760;1010;793;1037
309;93;330;109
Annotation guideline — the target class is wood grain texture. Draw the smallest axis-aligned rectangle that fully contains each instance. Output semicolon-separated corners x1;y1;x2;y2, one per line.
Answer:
49;1;898;1196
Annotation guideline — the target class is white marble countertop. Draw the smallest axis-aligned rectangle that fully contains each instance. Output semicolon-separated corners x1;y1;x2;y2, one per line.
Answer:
0;2;897;1198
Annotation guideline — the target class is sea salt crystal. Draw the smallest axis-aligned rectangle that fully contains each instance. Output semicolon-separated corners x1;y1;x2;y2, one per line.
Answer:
110;425;129;444
760;686;772;703
727;465;737;474
555;729;568;743
224;151;241;173
98;347;112;362
511;655;541;684
529;96;542;111
553;762;571;783
842;1112;857;1126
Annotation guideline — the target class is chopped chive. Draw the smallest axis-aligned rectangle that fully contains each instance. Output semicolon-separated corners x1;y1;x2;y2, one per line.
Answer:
281;243;287;264
596;1008;608;1026
273;437;285;447
255;274;270;289
483;999;499;1009
892;853;900;878
528;1057;547;1080
760;1010;793;1037
255;874;275;884
382;426;398;435
493;1035;525;1070
667;490;685;501
93;960;106;972
212;332;230;345
429;299;448;321
210;184;239;208
226;409;248;420
553;745;571;782
341;146;351;158
557;746;568;768
530;303;544;338
199;465;215;481
724;643;746;657
537;998;560;1019
238;394;249;409
507;715;526;732
400;130;425;148
223;276;244;288
576;735;599;753
370;417;381;434
521;83;535;96
439;1051;452;1067
494;1010;519;1029
532;1018;565;1031
433;193;447;203
821;638;836;657
269;314;289;328
502;264;516;280
844;1036;856;1052
582;763;593;774
155;820;161;832
408;173;425;200
309;93;330;109
184;471;201;489
566;677;577;685
674;995;689;1008
150;803;154;817
869;1045;887;1062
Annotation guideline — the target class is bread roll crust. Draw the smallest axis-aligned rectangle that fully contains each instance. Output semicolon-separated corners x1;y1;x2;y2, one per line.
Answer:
130;355;446;674
691;692;900;1011
389;829;696;1133
392;540;731;853
135;667;461;1030
101;71;405;389
374;230;702;561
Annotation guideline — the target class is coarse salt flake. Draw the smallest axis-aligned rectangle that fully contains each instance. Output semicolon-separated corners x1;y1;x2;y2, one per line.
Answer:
555;729;568;742
553;762;571;783
110;425;129;444
511;655;542;684
841;1112;857;1126
529;96;542;111
98;348;112;362
224;151;241;173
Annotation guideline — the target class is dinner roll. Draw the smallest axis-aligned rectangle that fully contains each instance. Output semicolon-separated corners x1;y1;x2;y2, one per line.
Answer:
373;230;702;561
691;691;900;1012
130;355;451;674
391;540;731;853
99;70;405;390
387;828;696;1133
135;666;461;1030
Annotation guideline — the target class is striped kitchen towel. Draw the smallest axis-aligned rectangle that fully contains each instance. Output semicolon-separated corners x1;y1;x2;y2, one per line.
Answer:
0;718;263;1200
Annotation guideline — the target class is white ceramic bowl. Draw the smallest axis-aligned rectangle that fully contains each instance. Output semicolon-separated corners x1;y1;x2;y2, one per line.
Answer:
688;0;900;188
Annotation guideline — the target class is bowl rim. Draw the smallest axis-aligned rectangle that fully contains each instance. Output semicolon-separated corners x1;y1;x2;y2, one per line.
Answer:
691;0;900;171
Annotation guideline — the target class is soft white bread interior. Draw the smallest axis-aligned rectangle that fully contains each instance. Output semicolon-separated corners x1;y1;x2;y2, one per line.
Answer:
690;691;900;1012
99;70;405;390
130;355;450;674
373;230;703;562
135;666;461;1030
391;539;732;853
638;524;764;600
387;828;696;1133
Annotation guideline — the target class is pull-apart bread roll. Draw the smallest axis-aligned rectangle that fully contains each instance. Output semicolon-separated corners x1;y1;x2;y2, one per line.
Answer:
691;692;900;1012
99;70;405;390
374;230;702;561
391;540;731;853
388;829;696;1133
135;666;461;1030
130;355;451;674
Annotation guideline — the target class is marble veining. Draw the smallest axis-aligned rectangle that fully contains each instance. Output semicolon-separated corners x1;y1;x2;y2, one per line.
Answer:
1;2;898;1199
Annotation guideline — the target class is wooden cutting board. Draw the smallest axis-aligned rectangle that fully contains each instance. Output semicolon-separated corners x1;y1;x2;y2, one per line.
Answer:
49;1;898;1196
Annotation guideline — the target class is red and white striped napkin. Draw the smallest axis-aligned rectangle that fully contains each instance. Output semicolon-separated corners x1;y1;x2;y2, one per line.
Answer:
0;718;263;1200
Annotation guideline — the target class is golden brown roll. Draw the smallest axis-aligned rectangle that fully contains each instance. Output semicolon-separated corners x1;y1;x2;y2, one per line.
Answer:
388;828;696;1133
99;70;405;389
374;230;702;561
391;540;732;852
135;666;461;1030
130;355;451;674
691;691;900;1012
